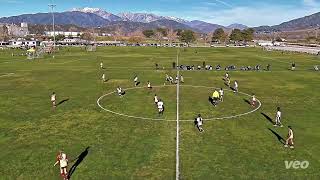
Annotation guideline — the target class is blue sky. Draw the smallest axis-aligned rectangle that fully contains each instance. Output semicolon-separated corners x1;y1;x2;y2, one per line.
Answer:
0;0;319;26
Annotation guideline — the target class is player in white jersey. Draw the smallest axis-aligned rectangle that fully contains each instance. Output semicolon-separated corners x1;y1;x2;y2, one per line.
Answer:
274;107;283;127
147;81;152;89
117;86;123;97
284;126;294;148
157;99;164;116
194;114;204;132
180;75;184;83
176;76;180;84
251;94;257;107
225;72;229;80
100;62;104;69
219;88;224;102
134;75;139;86
51;92;56;109
102;73;106;82
154;94;158;105
54;150;69;180
234;81;238;93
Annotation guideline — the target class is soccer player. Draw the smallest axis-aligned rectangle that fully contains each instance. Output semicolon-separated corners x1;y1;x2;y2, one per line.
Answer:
212;90;220;107
175;76;179;84
219;88;224;102
102;73;106;82
226;78;231;87
225;72;229;80
165;74;170;82
274;107;283;127
251;94;257;107
267;64;271;71
291;62;296;71
154;94;159;105
100;62;104;69
234;80;239;93
134;75;139;86
147;81;152;89
51;92;56;109
54;150;69;180
180;75;184;83
194;114;204;132
284;126;294;149
169;76;174;84
117;86;123;97
157;99;164;116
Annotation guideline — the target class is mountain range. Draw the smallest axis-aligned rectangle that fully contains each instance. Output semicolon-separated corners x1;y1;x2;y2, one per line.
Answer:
0;7;248;33
0;7;319;34
255;12;320;32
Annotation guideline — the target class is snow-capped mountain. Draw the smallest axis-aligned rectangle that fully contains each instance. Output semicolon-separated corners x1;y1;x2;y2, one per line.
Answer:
0;6;252;33
118;12;190;24
117;12;164;23
71;7;191;24
71;7;122;21
165;16;190;24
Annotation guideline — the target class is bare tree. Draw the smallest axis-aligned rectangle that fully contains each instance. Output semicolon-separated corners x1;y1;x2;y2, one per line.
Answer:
155;31;163;45
113;26;124;42
128;30;145;43
167;29;177;45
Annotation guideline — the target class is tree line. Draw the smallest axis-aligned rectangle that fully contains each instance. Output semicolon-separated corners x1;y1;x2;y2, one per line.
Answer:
142;27;255;45
142;28;195;45
212;28;255;43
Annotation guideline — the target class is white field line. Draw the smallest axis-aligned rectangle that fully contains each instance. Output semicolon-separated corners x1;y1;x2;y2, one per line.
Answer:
96;85;262;121
176;50;180;180
49;60;78;64
0;73;15;77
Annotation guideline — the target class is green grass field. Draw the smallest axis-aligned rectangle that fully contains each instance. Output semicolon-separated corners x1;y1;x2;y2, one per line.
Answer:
0;47;319;179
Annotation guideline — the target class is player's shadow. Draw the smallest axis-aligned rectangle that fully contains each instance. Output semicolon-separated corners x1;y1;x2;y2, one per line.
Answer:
230;87;236;91
261;113;274;124
68;146;90;179
243;98;251;105
208;96;214;105
56;98;69;107
268;128;285;145
103;79;110;83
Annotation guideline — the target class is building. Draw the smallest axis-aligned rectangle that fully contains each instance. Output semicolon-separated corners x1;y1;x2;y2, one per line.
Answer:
256;40;274;47
8;38;40;48
44;31;83;38
6;23;29;37
0;41;9;46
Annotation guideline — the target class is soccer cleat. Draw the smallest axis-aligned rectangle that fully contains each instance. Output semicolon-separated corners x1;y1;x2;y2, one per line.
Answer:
290;146;294;149
284;145;288;147
273;124;277;127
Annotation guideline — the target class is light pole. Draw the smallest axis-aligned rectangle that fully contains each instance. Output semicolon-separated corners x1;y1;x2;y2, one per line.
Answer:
48;1;56;50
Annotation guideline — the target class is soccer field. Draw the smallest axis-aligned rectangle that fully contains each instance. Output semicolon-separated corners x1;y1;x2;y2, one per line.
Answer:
0;47;319;179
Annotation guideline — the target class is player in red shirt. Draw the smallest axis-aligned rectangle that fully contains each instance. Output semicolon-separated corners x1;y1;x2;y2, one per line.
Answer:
54;150;69;180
